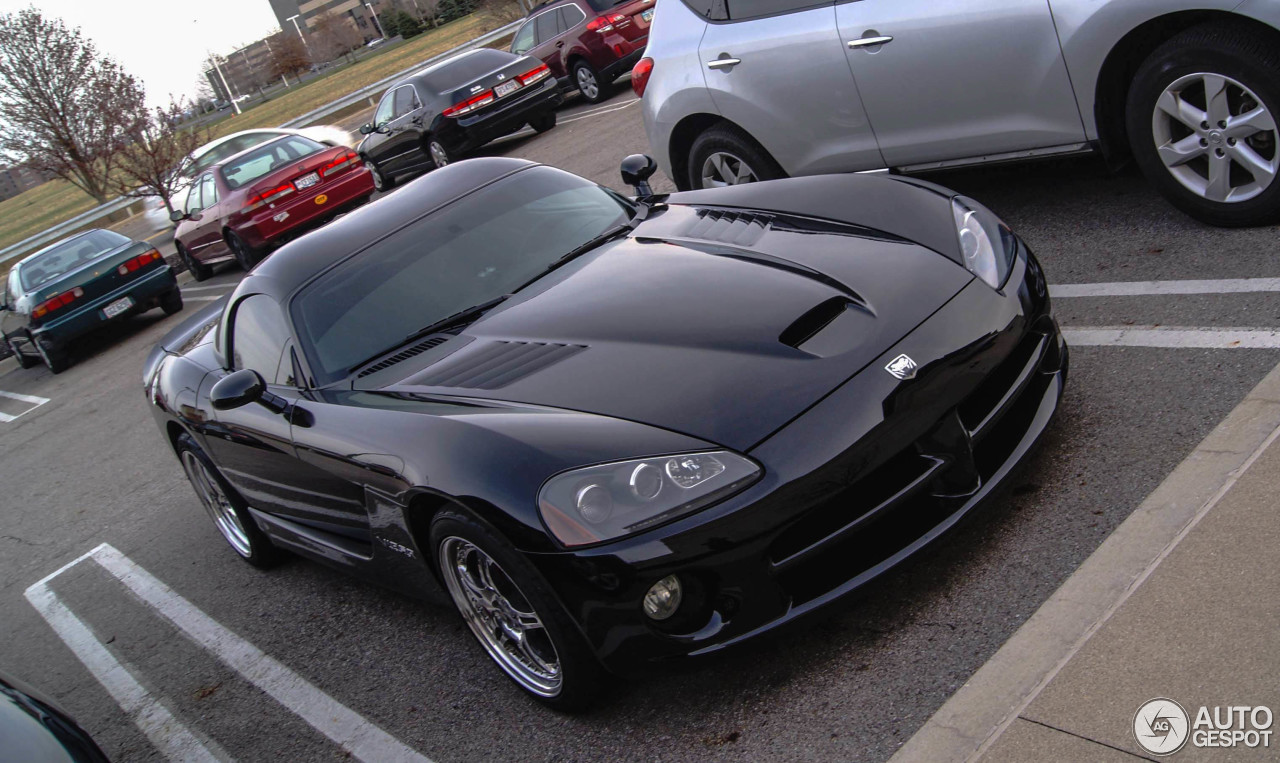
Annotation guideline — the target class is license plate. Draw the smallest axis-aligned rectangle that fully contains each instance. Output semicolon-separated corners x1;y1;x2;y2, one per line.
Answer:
642;8;654;21
103;296;133;318
495;79;521;98
294;172;320;190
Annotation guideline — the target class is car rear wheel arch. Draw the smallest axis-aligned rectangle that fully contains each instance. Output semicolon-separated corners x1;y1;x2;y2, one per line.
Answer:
1093;10;1276;167
668;113;733;192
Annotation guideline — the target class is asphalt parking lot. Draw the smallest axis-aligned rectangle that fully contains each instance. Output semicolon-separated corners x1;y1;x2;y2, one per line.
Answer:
2;86;1279;762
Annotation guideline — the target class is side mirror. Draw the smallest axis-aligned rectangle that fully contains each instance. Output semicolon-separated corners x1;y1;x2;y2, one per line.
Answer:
359;123;374;135
210;369;266;411
170;210;187;223
620;154;658;198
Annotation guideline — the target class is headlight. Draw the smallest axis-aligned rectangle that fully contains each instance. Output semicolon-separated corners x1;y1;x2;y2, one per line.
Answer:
951;196;1017;290
538;451;761;547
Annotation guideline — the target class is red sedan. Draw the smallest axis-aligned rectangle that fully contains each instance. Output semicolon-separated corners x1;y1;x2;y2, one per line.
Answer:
172;134;374;280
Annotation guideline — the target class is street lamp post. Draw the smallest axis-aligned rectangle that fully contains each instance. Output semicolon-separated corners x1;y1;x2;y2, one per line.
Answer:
364;2;385;38
209;54;241;115
287;14;312;57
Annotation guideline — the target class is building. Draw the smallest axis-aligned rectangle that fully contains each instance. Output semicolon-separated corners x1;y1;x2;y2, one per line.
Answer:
270;0;393;44
204;37;281;102
0;164;49;202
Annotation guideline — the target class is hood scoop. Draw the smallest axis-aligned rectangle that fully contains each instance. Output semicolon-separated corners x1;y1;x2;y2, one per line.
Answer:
680;209;773;247
358;335;451;378
409;340;587;390
781;297;876;358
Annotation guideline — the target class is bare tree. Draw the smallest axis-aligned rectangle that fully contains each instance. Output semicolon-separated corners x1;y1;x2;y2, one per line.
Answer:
310;12;364;64
113;100;211;220
0;8;145;203
266;32;310;83
477;0;525;25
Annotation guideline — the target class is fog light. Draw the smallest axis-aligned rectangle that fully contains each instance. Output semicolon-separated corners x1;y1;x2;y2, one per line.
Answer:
643;575;683;621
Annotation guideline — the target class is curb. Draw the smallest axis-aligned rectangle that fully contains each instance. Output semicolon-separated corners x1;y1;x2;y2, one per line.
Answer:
890;357;1280;762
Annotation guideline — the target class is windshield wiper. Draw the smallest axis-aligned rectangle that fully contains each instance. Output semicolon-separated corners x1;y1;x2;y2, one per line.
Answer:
348;294;511;374
512;223;632;294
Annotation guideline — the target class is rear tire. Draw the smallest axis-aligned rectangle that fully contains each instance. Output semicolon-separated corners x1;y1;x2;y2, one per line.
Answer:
428;137;454;169
364;157;395;192
160;287;184;316
687;123;786;190
430;508;607;711
33;335;69;374
1126;22;1280;227
226;231;264;272
530;112;557;134
9;336;36;369
178;242;212;282
175;432;281;569
572;61;610;104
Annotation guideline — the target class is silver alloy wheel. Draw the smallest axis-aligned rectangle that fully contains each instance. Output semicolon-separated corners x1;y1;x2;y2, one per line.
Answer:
701;151;759;187
438;536;562;697
429;141;450;168
180;451;252;557
1153;71;1278;203
576;66;599;100
365;160;383;191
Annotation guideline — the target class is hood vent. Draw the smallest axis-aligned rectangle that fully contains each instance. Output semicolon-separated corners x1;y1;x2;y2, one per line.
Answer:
681;209;772;247
358;335;451;377
412;340;586;390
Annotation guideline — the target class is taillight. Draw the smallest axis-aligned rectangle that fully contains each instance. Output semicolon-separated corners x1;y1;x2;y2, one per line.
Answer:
321;151;358;178
117;249;163;275
443;89;495;117
33;287;83;319
586;13;626;33
518;63;550;86
632;57;654;98
243;183;295;213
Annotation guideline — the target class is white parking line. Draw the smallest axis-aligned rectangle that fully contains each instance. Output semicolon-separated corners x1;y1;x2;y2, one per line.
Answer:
25;572;220;761
179;284;236;293
0;389;50;423
183;296;225;303
562;98;640;124
1053;277;1280;298
25;544;431;763
1065;326;1280;349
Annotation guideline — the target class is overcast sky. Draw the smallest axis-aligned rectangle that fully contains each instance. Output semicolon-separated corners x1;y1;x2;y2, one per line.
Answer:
0;1;283;106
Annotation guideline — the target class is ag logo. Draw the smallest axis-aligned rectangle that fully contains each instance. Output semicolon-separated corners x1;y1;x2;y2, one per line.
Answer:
885;354;918;380
314;194;328;205
1134;698;1190;755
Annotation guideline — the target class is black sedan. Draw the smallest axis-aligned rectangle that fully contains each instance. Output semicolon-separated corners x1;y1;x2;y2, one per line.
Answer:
0;671;108;762
357;48;561;190
4;229;181;373
143;156;1066;709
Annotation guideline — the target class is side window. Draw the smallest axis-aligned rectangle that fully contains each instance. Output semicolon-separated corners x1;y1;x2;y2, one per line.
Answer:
230;295;290;381
392;86;417;119
184;178;205;214
724;0;827;20
680;0;729;21
559;4;585;29
535;10;559;44
374;92;395;126
200;174;218;207
512;21;535;54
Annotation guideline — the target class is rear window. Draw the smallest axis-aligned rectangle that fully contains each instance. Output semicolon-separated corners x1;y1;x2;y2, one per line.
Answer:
188;132;283;176
418;49;517;92
20;230;131;291
220;136;326;190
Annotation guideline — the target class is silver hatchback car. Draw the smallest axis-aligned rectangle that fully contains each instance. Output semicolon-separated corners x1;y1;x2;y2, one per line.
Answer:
637;0;1280;226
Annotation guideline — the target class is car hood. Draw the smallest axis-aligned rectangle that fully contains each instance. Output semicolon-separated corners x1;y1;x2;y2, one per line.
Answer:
362;203;973;451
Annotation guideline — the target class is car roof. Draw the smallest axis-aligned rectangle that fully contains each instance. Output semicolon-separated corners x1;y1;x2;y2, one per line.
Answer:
236;157;538;304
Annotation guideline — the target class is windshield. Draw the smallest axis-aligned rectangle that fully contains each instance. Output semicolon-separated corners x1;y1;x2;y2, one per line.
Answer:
220;135;326;190
20;229;131;291
292;166;633;385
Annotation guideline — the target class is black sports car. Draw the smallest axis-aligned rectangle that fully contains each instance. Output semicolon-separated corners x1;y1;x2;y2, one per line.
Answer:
143;156;1066;708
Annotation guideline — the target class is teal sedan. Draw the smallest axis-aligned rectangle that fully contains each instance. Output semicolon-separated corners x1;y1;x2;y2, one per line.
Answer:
2;229;182;373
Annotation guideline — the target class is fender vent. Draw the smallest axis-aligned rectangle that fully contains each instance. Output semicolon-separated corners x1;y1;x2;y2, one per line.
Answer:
681;209;772;247
358;335;451;377
412;340;586;390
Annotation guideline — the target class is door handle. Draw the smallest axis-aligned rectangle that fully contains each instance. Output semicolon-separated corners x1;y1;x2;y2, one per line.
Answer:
706;57;741;70
556;41;565;48
848;35;893;49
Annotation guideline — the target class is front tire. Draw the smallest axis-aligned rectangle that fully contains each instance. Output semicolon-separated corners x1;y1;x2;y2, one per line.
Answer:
687;123;786;190
1126;22;1280;227
177;242;212;282
572;61;610;104
176;432;280;569
430;508;605;710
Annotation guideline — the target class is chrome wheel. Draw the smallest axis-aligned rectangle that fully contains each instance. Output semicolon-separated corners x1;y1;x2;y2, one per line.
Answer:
1153;72;1278;203
181;450;252;557
701;151;759;187
429;141;450;168
365;160;384;191
439;536;561;697
576;66;599;100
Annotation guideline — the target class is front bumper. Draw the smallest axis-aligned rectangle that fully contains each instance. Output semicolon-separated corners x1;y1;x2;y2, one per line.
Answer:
526;241;1066;675
34;266;178;346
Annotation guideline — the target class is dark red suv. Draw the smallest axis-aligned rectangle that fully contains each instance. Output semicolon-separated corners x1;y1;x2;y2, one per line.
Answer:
510;0;653;103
